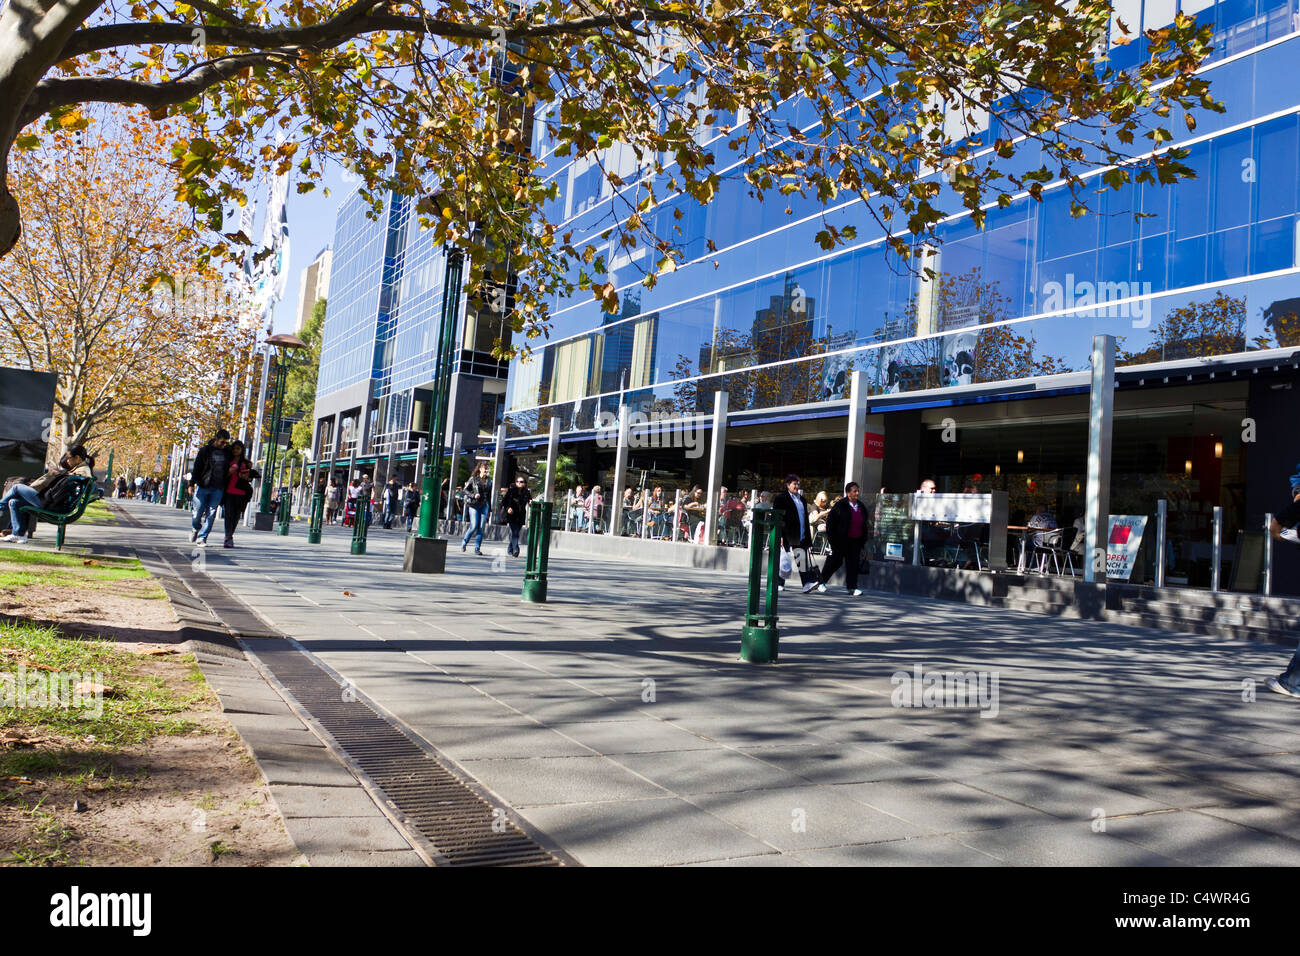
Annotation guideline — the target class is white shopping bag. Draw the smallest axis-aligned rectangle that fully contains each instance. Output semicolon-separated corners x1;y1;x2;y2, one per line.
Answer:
778;548;793;579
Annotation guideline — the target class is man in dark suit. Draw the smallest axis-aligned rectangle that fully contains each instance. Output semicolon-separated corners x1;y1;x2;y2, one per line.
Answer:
772;474;819;593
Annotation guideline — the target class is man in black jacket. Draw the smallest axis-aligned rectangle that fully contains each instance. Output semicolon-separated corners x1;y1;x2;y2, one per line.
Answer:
817;481;869;596
772;474;819;593
188;429;231;546
501;474;532;557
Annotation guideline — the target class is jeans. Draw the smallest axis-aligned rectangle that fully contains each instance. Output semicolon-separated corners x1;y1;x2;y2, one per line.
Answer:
463;504;488;550
508;523;523;554
3;484;41;535
191;486;224;540
223;493;249;540
1279;644;1300;692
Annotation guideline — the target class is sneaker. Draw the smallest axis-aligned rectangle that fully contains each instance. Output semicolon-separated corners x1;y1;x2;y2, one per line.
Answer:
801;581;819;594
817;584;827;594
223;538;234;549
190;530;198;543
197;538;207;547
6;535;28;544
1266;676;1300;699
777;583;786;592
852;589;863;597
461;542;467;552
474;549;483;556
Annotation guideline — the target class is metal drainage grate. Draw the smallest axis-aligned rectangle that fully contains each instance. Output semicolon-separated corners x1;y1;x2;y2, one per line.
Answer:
163;549;564;867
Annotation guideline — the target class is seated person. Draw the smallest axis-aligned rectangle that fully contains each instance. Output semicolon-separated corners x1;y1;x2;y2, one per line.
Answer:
2;446;95;544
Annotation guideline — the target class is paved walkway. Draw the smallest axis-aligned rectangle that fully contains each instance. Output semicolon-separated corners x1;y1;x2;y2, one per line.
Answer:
78;501;1300;865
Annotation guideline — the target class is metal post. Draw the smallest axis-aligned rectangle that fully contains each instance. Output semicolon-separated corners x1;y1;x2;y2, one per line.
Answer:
277;455;293;535
1211;505;1222;592
671;490;683;542
703;391;728;548
542;417;561;505
912;506;922;566
608;404;630;536
1155;499;1167;589
1083;334;1116;584
257;354;287;518
250;343;273;507
105;450;115;497
522;500;553;603
741;508;781;663
641;493;650;540
1264;512;1274;596
491;423;507;528
447;435;462;535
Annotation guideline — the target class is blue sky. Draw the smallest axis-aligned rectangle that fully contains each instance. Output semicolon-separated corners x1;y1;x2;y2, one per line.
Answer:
267;162;350;335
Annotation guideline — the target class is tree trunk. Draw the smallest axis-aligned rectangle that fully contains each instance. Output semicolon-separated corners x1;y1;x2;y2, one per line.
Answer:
0;0;107;259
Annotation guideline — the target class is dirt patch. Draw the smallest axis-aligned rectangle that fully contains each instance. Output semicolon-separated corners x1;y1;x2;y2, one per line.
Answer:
0;553;304;867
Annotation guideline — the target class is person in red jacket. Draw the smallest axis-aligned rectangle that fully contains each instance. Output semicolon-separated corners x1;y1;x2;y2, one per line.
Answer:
221;441;260;549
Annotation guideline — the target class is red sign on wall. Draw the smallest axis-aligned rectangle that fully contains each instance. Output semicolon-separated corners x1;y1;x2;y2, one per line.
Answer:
864;432;884;460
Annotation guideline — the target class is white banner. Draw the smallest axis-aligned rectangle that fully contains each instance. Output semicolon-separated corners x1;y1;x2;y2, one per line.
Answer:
1106;515;1148;581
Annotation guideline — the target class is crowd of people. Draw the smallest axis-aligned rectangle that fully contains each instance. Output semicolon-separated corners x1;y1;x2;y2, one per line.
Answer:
113;473;167;502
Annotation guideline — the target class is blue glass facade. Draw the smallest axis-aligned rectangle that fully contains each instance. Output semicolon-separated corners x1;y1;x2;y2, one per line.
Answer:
315;187;511;459
504;5;1300;439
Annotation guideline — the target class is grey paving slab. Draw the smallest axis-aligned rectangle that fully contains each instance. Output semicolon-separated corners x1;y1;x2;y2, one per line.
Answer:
952;820;1182;866
216;693;293;716
282;816;415;854
676;853;808;866
305;850;426;867
414;723;596;760
792;836;1005;866
609;749;810;795
832;779;1059;833
456;755;671;806
256;756;362;788
957;769;1173;820
269;784;397;819
515;798;776;866
1106;810;1300;866
688;784;933;852
1193;803;1300;840
544;719;717;754
736;744;939;785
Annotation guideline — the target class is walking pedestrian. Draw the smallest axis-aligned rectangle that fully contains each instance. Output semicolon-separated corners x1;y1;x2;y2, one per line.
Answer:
461;462;492;554
1266;465;1300;698
382;476;402;529
501;474;531;557
221;441;259;548
188;429;231;547
325;479;340;524
403;482;420;533
116;475;128;499
817;481;869;596
773;474;820;593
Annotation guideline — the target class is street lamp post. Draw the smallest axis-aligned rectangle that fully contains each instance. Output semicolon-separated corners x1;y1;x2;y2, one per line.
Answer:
405;243;465;574
253;333;308;531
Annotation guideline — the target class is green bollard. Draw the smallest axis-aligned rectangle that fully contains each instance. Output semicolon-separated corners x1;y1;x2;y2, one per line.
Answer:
741;508;783;663
350;494;371;555
307;483;325;544
276;485;292;535
522;500;553;603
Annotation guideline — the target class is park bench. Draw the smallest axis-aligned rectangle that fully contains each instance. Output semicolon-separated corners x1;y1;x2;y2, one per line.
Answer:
17;475;103;550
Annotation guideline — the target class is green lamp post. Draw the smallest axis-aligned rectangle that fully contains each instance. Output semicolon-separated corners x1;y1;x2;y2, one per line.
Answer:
404;243;465;574
253;333;308;531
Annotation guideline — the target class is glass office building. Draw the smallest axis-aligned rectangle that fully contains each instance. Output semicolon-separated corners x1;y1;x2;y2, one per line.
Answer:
499;1;1300;593
311;185;512;476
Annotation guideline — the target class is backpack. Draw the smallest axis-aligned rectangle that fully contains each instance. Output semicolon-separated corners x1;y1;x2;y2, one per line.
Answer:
40;474;83;512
